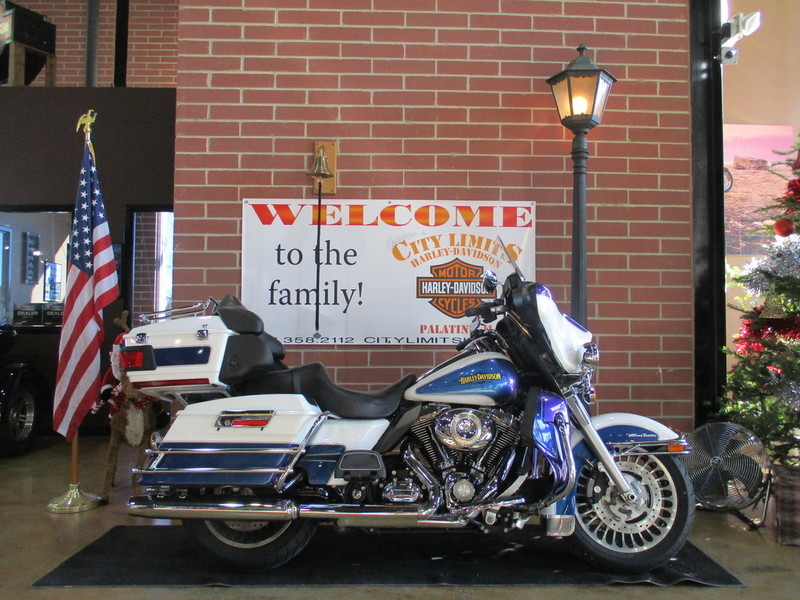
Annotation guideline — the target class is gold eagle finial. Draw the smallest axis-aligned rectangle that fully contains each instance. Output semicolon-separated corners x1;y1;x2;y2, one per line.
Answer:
75;110;97;135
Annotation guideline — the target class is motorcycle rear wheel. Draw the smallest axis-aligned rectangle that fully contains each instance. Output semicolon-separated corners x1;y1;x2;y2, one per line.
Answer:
183;518;317;572
571;453;694;573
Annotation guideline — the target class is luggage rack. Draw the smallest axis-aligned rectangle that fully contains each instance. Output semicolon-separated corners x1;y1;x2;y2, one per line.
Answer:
137;298;219;325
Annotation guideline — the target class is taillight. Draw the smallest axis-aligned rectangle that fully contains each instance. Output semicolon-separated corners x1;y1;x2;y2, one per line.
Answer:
119;346;155;370
120;350;145;369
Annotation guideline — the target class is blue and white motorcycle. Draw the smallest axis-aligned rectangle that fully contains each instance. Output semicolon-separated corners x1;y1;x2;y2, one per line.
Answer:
124;246;694;573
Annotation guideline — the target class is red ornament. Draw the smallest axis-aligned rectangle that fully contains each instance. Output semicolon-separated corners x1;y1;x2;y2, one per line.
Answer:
773;217;796;237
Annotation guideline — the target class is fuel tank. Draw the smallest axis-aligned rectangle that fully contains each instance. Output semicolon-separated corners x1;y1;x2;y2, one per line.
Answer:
404;351;519;406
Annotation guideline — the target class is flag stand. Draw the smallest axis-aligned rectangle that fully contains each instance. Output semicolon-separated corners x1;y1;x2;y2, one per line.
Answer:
47;432;101;513
47;109;107;514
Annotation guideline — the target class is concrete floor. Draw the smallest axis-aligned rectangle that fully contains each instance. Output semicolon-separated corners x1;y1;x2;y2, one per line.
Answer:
1;435;798;600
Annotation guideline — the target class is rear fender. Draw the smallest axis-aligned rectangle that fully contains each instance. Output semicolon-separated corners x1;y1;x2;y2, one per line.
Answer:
550;413;687;518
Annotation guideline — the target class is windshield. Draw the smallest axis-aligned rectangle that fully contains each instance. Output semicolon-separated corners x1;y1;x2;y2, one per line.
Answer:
497;237;525;281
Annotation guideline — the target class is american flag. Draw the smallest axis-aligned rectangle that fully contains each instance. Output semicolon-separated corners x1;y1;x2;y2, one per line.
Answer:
53;143;119;441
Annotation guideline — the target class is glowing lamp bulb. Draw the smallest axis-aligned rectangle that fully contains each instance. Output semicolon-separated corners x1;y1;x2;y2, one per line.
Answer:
572;96;589;115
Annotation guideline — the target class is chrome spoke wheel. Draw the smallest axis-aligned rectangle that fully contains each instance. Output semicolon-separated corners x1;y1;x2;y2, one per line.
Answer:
183;514;318;571
206;520;293;549
575;454;679;554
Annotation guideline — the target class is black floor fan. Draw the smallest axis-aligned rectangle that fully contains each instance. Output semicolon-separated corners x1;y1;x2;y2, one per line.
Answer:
682;422;772;528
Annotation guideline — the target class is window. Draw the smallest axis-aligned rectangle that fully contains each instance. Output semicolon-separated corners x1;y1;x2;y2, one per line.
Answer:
0;211;71;327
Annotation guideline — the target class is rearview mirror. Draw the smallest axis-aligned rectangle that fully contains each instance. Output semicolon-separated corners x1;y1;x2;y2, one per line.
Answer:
482;271;498;293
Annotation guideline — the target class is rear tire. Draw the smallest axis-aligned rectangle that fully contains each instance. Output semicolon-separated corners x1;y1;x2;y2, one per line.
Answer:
183;518;317;572
571;454;695;573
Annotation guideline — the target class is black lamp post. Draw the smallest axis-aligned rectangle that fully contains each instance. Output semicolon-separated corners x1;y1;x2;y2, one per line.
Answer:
307;147;333;337
546;44;615;327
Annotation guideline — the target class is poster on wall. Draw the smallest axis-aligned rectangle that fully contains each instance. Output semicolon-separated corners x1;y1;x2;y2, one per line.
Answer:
242;199;535;345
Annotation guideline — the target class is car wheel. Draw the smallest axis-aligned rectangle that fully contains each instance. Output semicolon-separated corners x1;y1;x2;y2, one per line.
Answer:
0;382;41;457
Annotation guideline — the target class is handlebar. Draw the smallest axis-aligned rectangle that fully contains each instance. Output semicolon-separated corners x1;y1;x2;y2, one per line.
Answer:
454;336;473;351
464;299;505;320
455;300;507;351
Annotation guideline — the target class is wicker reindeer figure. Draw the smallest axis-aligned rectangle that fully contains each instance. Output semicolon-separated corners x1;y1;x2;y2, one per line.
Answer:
100;312;159;503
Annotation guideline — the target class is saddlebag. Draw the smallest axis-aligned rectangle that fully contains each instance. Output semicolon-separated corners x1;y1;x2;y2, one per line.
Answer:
136;395;389;489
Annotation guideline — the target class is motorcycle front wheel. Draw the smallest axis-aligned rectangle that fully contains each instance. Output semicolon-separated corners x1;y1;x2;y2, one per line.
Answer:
183;517;317;572
571;453;695;573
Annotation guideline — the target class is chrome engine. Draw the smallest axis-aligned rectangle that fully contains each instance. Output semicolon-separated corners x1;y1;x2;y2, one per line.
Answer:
434;408;495;450
403;406;519;508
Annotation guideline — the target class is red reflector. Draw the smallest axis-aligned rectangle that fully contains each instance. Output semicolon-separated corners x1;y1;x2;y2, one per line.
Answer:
232;420;270;427
132;378;211;389
667;444;687;453
120;351;144;369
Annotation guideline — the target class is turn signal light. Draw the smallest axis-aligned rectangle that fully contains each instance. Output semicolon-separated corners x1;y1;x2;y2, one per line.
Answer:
667;444;688;453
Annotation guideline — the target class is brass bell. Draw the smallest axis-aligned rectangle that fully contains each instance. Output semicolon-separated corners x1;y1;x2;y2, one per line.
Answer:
307;147;333;179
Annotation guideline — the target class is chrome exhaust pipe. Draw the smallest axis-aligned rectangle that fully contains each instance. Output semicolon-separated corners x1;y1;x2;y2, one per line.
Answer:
128;496;467;528
127;496;298;521
297;504;465;528
128;451;465;528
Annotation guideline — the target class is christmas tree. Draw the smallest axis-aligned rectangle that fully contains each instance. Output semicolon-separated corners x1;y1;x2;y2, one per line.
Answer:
723;141;800;466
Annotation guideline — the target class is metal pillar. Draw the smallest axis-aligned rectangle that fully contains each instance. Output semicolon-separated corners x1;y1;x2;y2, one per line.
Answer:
85;0;99;86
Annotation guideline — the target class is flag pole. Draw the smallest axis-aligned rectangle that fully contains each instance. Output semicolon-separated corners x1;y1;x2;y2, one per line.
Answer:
47;110;104;514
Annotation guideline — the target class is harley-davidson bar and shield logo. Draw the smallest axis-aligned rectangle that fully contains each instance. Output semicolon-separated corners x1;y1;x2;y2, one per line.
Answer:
415;259;485;319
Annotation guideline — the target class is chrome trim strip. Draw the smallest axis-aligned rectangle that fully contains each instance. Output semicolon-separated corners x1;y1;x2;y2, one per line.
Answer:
145;446;297;456
132;467;287;475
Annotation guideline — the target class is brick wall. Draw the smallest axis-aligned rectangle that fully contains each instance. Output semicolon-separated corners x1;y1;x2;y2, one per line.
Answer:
127;0;179;86
172;0;694;429
131;211;158;318
20;0;177;87
20;0;116;86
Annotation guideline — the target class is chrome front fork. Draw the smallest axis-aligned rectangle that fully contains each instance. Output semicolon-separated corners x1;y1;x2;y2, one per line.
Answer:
563;390;640;505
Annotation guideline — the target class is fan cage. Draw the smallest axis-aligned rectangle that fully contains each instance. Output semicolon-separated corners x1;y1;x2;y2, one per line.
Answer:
683;422;771;511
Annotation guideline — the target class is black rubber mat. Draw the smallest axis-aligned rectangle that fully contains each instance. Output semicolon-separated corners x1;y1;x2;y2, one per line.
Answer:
33;524;742;588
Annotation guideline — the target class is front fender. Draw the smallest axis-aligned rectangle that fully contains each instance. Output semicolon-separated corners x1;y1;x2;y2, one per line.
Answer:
570;412;682;450
551;413;685;518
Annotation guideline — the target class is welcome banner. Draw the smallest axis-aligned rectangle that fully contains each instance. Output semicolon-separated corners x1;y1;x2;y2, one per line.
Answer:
242;199;535;345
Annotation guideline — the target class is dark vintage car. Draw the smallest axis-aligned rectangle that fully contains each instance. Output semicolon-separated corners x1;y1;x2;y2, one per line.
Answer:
0;324;52;456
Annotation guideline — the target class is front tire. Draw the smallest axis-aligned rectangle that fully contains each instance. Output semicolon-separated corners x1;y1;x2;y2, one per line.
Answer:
571;453;695;573
183;517;317;572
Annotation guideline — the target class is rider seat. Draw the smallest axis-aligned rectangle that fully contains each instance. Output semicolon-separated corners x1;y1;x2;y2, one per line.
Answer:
238;363;416;419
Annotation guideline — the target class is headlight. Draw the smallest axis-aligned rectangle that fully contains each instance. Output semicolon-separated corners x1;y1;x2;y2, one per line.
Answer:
582;343;599;368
